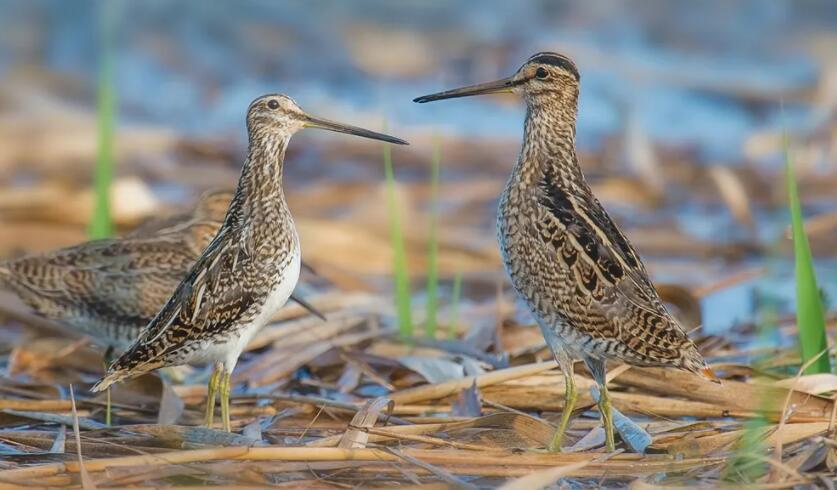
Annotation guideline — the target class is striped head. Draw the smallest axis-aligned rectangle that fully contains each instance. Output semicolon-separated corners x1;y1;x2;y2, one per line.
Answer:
246;94;307;137
414;51;580;106
245;93;407;145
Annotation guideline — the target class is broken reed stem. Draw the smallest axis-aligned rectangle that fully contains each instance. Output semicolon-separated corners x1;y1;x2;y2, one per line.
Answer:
388;362;555;405
365;427;497;451
0;400;74;411
0;446;723;482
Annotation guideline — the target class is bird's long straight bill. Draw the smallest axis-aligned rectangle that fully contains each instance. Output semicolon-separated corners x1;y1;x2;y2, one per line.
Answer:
413;76;518;103
303;116;408;145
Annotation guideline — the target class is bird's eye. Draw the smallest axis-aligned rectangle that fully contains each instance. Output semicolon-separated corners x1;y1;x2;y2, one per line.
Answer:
535;67;549;79
267;99;280;110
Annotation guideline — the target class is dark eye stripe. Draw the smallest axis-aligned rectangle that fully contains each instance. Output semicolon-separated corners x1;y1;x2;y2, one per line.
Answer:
526;52;579;80
536;67;549;79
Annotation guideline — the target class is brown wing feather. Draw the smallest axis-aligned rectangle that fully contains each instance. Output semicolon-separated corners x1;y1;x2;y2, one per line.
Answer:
0;235;199;342
101;226;256;379
536;175;695;364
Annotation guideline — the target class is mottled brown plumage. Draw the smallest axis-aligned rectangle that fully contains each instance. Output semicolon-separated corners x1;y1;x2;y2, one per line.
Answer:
93;93;407;431
0;189;232;350
127;189;232;239
415;52;716;451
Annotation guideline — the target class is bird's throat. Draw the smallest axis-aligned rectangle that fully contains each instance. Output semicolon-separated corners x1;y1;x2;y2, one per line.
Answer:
230;133;293;227
514;103;584;189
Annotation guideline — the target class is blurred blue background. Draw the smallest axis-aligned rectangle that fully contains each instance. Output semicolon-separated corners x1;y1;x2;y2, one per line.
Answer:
0;0;835;335
2;0;833;160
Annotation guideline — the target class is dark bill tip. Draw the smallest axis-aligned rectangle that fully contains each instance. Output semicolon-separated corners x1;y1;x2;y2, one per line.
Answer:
413;94;439;104
413;77;517;104
305;116;409;145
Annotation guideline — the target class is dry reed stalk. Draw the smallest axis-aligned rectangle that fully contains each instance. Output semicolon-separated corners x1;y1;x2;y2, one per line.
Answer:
615;367;834;418
498;460;592;490
365;427;497;451
0;400;73;411
388;362;555;405
309;411;553;449
338;397;393;449
0;446;716;481
655;422;829;455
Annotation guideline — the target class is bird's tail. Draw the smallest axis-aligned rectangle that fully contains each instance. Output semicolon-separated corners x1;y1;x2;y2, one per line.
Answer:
698;365;721;384
91;358;163;392
680;342;721;384
91;371;129;393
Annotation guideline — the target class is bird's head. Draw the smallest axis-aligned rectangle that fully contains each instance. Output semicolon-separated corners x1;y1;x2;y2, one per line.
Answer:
413;52;579;107
246;94;407;145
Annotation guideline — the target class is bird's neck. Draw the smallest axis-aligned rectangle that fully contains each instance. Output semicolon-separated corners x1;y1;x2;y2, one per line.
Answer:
227;132;292;226
513;100;585;189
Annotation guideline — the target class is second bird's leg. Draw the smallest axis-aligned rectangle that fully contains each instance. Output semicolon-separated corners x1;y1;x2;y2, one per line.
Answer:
103;346;115;427
599;383;615;452
219;368;232;432
584;357;615;452
548;350;577;452
204;362;222;428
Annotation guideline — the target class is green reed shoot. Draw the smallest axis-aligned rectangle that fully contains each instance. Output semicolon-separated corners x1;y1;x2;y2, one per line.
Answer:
383;139;413;337
89;1;116;239
424;137;441;338
727;126;831;481
786;133;830;374
723;300;776;482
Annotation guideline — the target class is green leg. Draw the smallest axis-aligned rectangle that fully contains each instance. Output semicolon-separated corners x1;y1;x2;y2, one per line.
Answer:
547;352;576;452
102;353;113;427
106;387;112;427
584;356;616;452
599;383;615;452
220;369;232;432
204;364;220;428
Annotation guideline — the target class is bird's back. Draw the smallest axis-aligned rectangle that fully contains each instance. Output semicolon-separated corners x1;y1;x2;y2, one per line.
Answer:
0;220;221;348
0;190;232;348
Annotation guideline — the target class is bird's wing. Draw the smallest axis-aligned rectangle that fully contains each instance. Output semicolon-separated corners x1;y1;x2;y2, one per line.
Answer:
1;236;196;318
535;173;693;362
0;239;127;311
111;226;257;370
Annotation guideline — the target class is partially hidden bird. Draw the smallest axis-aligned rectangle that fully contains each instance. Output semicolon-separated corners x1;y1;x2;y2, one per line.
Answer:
93;94;407;432
414;52;717;452
0;189;235;353
0;188;323;354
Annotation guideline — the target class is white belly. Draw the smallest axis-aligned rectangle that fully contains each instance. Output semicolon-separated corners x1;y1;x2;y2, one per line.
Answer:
204;251;301;372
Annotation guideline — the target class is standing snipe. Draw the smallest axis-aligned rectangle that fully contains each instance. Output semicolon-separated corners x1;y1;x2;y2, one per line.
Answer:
93;94;407;432
415;52;717;452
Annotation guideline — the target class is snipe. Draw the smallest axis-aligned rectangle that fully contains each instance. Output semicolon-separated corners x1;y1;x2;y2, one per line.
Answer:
415;52;717;452
0;189;235;425
93;94;407;432
0;188;324;424
0;189;235;353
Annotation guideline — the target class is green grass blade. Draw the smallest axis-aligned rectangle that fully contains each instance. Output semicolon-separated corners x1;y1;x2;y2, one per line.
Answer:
424;137;441;338
785;133;830;375
723;300;777;482
89;1;116;239
383;140;413;337
448;269;462;340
